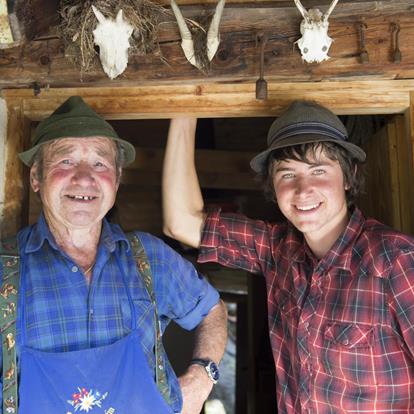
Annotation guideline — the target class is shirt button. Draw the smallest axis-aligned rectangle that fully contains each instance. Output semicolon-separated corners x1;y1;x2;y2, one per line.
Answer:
342;338;349;346
71;266;78;272
304;322;309;329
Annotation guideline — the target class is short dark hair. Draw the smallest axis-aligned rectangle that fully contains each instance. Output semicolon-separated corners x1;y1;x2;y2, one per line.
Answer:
260;141;365;207
31;139;125;183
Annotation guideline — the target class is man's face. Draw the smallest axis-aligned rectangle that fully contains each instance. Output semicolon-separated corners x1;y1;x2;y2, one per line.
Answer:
30;137;119;230
272;147;349;245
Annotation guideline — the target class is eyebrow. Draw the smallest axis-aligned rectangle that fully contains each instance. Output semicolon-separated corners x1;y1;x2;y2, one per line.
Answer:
47;142;114;160
274;160;332;173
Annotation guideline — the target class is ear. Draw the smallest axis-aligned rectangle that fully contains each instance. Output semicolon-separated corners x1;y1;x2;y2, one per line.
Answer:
92;5;106;24
345;164;358;191
30;164;41;193
116;167;122;189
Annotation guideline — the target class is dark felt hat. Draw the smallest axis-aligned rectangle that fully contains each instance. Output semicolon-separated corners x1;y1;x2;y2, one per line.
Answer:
250;100;366;173
19;96;136;166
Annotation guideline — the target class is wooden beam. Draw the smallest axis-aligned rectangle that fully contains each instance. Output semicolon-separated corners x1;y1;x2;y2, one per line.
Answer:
3;80;414;120
1;99;30;238
1;2;414;87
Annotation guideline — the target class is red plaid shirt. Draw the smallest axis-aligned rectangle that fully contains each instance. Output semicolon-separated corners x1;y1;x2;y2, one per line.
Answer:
199;207;414;413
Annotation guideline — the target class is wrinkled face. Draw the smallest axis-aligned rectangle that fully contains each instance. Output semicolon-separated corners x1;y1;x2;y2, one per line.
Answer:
30;137;119;230
93;14;133;79
272;148;348;244
296;18;333;63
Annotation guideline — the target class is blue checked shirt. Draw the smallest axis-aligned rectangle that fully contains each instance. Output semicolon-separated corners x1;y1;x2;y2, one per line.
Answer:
0;214;220;412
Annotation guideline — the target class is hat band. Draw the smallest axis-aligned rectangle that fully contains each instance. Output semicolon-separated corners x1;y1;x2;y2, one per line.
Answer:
269;122;348;145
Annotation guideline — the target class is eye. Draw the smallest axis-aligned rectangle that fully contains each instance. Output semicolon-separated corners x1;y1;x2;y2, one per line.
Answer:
61;159;72;165
281;173;295;179
312;169;325;175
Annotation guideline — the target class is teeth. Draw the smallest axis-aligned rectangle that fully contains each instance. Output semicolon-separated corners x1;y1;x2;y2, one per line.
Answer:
297;203;319;211
69;195;95;201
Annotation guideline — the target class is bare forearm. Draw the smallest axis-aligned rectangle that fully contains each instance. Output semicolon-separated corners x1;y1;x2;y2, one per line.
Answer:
178;300;228;414
191;300;228;363
162;117;206;248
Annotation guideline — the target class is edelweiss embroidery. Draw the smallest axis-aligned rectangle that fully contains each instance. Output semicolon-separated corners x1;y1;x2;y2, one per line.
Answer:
66;387;112;412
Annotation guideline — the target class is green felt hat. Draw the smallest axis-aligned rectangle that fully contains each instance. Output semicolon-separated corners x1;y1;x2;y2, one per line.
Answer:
19;96;135;167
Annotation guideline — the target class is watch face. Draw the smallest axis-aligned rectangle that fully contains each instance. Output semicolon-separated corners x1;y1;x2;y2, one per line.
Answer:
209;362;220;381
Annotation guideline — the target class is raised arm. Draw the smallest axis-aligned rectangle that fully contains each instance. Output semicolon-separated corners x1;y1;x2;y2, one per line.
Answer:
162;117;206;248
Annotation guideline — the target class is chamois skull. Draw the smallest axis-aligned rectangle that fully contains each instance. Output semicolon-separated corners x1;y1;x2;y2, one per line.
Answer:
92;5;134;79
294;0;338;63
170;0;225;72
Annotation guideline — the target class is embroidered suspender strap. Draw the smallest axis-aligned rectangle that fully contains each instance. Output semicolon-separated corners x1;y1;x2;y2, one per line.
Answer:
127;233;171;405
0;236;20;414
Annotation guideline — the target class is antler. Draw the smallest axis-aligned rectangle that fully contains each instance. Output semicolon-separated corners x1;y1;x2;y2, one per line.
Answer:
293;0;308;19
207;0;226;61
324;0;339;20
170;0;196;66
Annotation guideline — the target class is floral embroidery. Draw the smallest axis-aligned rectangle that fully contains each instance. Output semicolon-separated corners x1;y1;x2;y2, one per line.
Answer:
67;387;109;412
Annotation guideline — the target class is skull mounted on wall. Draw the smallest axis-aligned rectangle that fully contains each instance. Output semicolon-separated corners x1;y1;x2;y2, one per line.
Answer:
294;0;339;63
92;5;134;79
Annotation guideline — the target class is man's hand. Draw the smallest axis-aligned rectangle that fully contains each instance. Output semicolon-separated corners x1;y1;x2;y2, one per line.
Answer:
178;364;214;414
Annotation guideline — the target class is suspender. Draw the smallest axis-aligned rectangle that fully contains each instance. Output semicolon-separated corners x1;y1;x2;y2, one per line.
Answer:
0;233;171;413
126;233;171;405
0;237;19;414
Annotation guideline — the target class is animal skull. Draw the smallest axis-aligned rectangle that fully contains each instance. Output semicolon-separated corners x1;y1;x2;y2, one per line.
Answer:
294;0;338;63
92;6;134;79
170;0;225;71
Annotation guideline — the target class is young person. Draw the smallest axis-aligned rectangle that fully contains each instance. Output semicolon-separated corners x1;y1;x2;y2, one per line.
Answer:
163;100;414;412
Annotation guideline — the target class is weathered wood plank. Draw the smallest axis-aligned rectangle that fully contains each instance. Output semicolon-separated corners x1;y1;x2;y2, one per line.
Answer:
3;80;414;120
394;114;414;234
1;100;31;237
1;2;414;87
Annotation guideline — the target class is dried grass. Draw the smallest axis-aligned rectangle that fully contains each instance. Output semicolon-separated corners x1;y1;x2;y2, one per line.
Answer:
59;0;167;72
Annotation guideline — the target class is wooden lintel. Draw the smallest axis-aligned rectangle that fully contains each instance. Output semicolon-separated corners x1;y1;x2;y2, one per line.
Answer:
2;79;414;121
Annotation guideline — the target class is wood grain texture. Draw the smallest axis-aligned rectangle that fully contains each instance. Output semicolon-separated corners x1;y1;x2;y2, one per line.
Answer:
1;1;414;87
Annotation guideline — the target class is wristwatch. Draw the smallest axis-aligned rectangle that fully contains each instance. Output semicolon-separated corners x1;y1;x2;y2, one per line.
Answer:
190;358;220;384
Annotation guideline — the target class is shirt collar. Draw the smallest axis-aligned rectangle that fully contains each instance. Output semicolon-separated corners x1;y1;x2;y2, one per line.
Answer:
290;207;365;272
24;213;129;254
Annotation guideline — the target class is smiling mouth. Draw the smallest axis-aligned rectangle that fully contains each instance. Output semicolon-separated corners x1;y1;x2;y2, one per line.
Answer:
66;195;97;201
295;202;321;212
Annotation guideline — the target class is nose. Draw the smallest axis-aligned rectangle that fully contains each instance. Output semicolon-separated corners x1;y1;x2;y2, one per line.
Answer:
71;163;95;186
294;175;312;196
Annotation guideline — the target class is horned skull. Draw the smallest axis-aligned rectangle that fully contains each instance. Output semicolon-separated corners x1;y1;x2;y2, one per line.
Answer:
170;0;225;72
294;0;338;63
92;5;134;79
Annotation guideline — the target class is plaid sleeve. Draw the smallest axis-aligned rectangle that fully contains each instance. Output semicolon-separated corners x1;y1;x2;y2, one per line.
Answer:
199;209;276;275
137;232;220;331
388;249;414;358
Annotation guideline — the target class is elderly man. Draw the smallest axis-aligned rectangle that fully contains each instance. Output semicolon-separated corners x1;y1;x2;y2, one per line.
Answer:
0;96;227;414
163;101;414;413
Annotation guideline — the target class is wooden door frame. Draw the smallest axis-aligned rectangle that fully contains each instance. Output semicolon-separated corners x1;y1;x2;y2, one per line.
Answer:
1;79;414;237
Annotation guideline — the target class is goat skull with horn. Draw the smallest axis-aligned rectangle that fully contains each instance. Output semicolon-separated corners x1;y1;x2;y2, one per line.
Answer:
294;0;338;63
92;5;134;79
170;0;225;72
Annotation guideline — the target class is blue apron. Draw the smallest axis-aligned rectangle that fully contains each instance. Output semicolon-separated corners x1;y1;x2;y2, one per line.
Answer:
17;252;175;414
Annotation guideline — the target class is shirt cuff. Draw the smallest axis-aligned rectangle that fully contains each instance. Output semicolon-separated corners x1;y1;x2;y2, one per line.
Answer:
173;282;220;331
198;209;221;264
